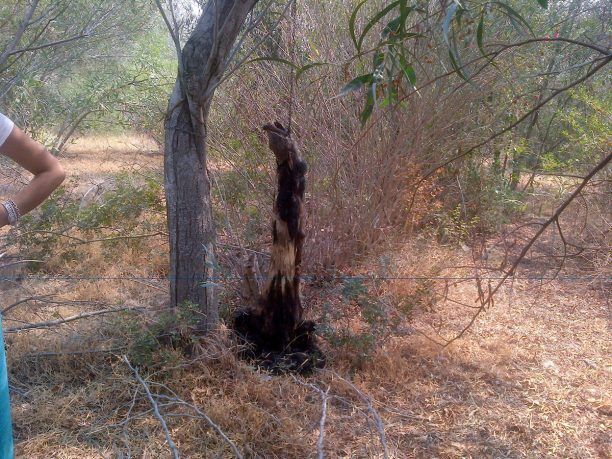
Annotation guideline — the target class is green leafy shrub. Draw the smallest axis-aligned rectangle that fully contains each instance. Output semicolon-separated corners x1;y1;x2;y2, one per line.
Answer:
125;301;201;368
437;158;526;244
436;204;480;245
553;88;611;174
319;276;399;366
17;174;164;264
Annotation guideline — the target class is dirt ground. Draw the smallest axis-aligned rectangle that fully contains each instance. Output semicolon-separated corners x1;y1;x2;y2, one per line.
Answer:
1;137;610;458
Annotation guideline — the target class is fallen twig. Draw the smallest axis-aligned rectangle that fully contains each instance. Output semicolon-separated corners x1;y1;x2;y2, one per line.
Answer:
154;393;244;459
5;307;143;332
2;295;53;315
123;355;180;459
2;295;107;315
0;259;43;270
315;388;330;459
326;371;389;459
292;376;330;459
22;346;126;359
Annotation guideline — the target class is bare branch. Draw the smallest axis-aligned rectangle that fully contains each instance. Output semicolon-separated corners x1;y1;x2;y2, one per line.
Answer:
0;259;43;270
2;295;52;316
292;376;330;459
317;390;329;459
74;232;167;245
22;346;126;359
153;0;183;72
488;37;610;57
0;0;41;69
6;33;90;57
123;356;180;459
2;295;105;315
154;394;244;459
326;371;389;459
5;307;143;333
15;230;167;246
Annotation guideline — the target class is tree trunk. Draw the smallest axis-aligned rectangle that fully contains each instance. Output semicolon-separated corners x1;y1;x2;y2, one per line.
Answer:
164;83;218;328
164;0;258;332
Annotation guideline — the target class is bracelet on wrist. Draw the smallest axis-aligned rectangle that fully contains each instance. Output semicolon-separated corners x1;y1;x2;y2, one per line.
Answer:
1;199;21;226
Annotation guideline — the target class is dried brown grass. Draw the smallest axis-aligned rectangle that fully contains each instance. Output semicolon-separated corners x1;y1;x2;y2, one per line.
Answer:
4;164;609;457
7;260;609;458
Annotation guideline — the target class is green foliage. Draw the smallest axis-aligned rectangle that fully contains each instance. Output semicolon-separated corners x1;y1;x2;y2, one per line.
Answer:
18;174;164;263
341;0;548;124
437;156;526;243
84;177;163;229
552;88;612;174
466;158;525;227
319;273;399;365
124;301;201;368
436;204;481;245
398;276;437;314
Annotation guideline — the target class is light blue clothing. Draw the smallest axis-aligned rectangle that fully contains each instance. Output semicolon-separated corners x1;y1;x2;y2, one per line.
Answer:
0;112;16;458
0;314;13;459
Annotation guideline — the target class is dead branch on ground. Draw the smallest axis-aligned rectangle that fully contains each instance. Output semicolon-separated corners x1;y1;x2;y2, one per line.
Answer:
123;355;180;459
5;306;144;333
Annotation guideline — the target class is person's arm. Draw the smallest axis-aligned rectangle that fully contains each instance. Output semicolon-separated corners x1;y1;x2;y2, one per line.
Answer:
0;125;66;228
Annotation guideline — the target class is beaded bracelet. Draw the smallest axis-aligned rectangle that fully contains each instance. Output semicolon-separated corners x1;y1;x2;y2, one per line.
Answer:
1;199;21;226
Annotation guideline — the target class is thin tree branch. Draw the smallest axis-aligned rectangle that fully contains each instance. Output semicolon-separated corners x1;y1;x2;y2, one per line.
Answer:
317;389;329;459
488;37;610;56
22;346;126;359
292;376;330;459
123;355;180;459
444;151;612;346
7;33;90;57
0;260;43;270
154;394;244;459
153;0;183;70
326;371;389;459
1;295;105;315
0;0;40;69
352;37;611;149
2;295;51;315
5;307;143;333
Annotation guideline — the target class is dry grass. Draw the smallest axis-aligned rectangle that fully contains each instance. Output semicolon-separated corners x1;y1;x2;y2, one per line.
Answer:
6;252;610;458
1;136;610;458
63;135;160;172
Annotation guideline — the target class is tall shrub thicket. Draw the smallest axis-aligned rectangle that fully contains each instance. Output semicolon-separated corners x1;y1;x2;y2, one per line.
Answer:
207;0;610;269
0;0;175;151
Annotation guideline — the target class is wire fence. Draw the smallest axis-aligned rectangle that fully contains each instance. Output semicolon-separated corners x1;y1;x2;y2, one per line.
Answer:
0;274;609;282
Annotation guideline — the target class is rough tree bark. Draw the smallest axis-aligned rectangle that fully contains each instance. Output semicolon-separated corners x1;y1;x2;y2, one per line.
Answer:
164;0;258;331
235;123;323;372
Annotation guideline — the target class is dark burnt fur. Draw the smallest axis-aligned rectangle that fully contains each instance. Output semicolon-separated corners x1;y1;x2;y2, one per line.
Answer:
263;273;301;348
233;122;325;375
276;158;307;241
234;313;325;375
